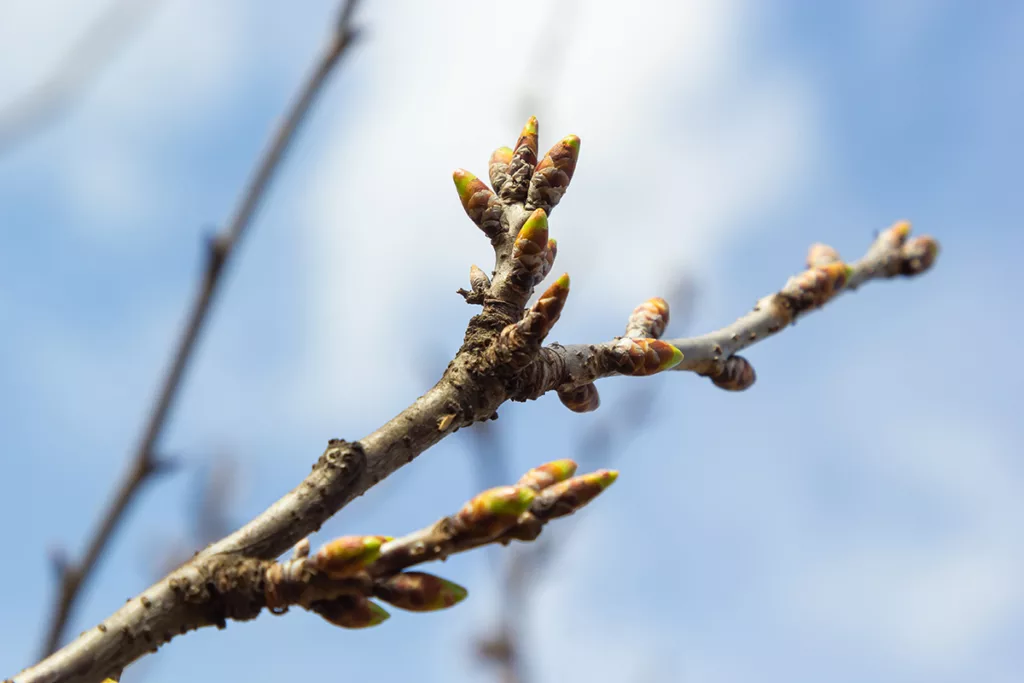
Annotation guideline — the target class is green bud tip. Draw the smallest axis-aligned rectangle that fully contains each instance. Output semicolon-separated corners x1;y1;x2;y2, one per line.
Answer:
554;273;570;291
562;134;581;152
366;601;391;626
452;169;482;202
522;116;538;137
659;343;684;371
518;209;549;246
591;469;619;490
480;485;536;516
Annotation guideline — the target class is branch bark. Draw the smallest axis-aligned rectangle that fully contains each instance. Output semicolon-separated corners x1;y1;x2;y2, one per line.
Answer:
10;108;939;683
34;0;364;659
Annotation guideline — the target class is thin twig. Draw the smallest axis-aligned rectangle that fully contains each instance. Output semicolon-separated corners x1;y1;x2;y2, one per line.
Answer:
0;0;164;156
35;0;364;657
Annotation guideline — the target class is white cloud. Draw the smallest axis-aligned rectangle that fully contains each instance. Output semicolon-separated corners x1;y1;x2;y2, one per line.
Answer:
301;0;820;418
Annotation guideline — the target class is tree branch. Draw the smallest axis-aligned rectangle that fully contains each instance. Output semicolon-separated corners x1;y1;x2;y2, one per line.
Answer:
33;0;364;659
517;221;938;398
10;110;938;683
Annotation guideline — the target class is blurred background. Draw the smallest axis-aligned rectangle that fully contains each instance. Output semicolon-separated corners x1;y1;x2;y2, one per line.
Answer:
1;1;1022;682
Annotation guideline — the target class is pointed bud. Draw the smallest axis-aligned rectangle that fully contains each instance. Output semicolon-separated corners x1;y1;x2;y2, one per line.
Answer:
312;535;391;578
489;146;513;195
806;243;841;268
557;383;601;413
501;116;539;202
609;338;684;376
531;469;619;522
527;134;581;213
374;572;468;612
312;596;390;629
454;485;536;538
779;262;852;313
517;459;579;492
453;169;502;237
512;208;550;276
899;235;939;276
624;297;670;339
878;220;912;250
469;264;490;293
518;273;571;343
708;355;756;392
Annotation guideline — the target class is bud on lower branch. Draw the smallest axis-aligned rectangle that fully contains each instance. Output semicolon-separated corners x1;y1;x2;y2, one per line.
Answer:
312;535;391;578
529;470;619;522
705;355;756;391
517;459;578;491
453;485;536;539
374;572;468;612
311;595;390;629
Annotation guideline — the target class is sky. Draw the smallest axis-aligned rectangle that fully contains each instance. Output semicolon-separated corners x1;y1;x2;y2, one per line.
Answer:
1;1;1022;682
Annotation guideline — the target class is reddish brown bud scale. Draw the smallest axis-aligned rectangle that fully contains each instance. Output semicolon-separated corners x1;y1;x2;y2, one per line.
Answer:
453;485;536;539
488;146;513;195
536;239;558;285
312;595;390;629
624;297;670;339
899;235;939;276
374;572;468;612
512;209;550;276
517;459;579;491
708;355;756;391
557;383;601;413
778;262;852;313
502;116;539;202
527;134;581;213
609;338;684;376
806;243;841;268
452;169;502;237
530;469;619;522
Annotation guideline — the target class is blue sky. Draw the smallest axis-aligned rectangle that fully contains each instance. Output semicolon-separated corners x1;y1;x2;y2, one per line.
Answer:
1;1;1022;682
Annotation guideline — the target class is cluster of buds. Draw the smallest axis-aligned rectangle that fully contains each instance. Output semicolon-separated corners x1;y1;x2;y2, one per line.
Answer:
287;460;618;631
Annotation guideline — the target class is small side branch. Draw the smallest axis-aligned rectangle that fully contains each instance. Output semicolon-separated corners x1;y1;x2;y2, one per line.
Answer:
522;221;938;398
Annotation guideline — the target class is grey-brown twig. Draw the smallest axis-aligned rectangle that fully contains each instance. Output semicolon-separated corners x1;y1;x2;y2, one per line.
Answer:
11;112;938;683
33;0;364;660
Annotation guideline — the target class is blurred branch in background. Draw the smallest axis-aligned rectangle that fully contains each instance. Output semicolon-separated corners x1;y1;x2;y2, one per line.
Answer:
0;0;164;156
34;0;364;657
474;277;696;683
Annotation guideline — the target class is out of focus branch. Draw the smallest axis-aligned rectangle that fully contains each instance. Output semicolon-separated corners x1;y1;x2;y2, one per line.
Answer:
0;0;164;155
35;0;364;657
